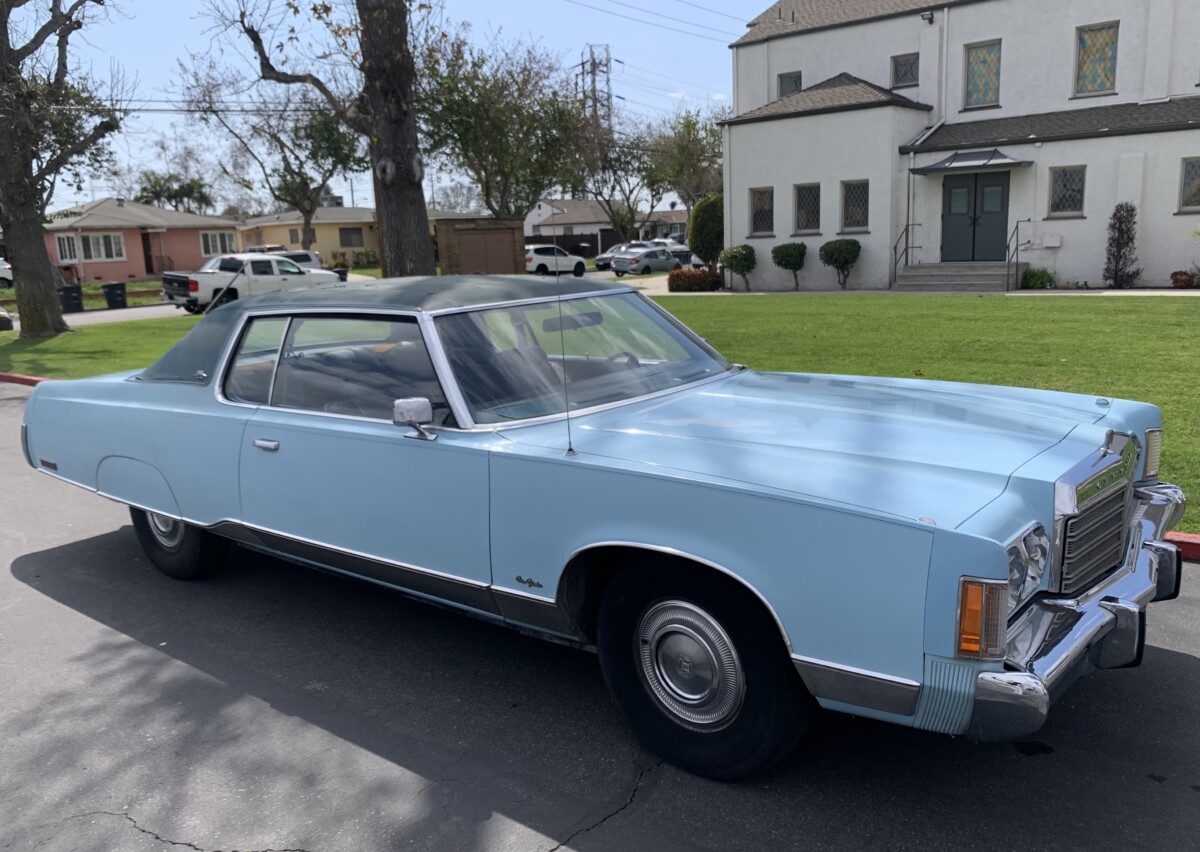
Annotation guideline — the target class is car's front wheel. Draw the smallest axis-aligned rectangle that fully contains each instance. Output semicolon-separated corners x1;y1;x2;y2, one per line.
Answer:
129;507;228;580
573;262;585;277
597;565;815;779
615;271;625;277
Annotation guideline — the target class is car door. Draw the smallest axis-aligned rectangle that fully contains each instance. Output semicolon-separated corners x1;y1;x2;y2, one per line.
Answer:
553;247;571;273
233;313;494;602
274;258;304;289
246;259;274;295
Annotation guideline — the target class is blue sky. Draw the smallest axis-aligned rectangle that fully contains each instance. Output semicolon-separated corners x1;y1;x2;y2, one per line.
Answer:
58;0;767;211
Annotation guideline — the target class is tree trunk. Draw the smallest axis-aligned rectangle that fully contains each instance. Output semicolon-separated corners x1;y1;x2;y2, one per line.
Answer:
300;208;316;250
358;0;435;277
5;210;70;337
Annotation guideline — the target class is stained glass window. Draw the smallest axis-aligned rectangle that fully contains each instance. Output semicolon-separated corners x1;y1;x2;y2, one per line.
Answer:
794;184;820;233
965;41;1001;108
751;188;774;234
892;53;919;88
1075;23;1118;95
841;181;869;230
1050;167;1086;216
1181;159;1200;211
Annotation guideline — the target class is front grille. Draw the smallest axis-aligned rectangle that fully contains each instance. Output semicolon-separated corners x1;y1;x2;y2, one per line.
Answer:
1060;486;1129;595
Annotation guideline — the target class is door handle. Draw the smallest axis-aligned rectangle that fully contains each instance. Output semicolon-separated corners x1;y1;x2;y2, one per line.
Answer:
253;439;280;451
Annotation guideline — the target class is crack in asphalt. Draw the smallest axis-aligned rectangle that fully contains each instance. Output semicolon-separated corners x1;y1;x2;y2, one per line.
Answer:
545;760;662;852
49;810;313;852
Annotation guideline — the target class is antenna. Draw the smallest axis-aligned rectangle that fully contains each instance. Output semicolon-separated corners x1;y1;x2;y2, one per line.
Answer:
556;295;575;457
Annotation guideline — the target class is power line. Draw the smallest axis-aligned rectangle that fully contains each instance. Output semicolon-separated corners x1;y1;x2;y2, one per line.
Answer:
666;0;748;23
558;0;732;44
586;0;738;37
618;60;725;93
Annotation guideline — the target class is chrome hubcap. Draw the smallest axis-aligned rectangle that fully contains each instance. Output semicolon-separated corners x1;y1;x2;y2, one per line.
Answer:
147;512;184;550
637;600;744;730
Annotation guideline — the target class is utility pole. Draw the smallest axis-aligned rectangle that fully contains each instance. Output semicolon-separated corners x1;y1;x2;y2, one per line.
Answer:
576;44;613;138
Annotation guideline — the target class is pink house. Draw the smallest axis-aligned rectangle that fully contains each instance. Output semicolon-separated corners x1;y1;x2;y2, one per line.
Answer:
43;198;241;283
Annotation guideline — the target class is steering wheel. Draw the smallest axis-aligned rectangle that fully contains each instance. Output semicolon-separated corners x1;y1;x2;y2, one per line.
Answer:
606;351;640;367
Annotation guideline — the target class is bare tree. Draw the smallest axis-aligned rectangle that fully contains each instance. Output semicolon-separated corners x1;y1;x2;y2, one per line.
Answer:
0;0;126;337
206;0;436;276
579;118;668;242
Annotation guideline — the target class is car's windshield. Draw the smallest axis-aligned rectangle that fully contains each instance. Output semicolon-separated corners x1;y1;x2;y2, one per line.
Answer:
435;292;731;424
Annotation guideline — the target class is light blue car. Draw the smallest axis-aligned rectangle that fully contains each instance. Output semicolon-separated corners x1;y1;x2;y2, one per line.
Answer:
21;276;1186;778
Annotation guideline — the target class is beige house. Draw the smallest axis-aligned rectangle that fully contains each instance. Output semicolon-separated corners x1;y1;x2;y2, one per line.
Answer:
240;207;379;263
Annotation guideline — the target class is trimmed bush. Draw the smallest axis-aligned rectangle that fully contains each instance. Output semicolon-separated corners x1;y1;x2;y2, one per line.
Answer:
719;244;756;291
818;239;861;289
1103;202;1142;289
689;194;723;270
1170;270;1197;289
351;248;380;269
1021;267;1056;289
667;268;723;292
771;242;807;291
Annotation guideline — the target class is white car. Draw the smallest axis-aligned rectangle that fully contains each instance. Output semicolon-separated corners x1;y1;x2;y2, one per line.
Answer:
0;260;11;287
525;244;586;277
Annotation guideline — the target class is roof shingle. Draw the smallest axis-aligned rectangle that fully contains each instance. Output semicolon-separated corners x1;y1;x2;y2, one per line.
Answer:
45;197;238;231
734;0;992;47
725;73;931;126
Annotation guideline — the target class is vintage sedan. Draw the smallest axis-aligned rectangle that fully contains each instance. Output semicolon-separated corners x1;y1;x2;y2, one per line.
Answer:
21;277;1186;779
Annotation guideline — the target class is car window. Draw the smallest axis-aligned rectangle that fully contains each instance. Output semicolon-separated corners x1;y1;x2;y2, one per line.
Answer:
217;258;244;273
555;248;568;258
224;317;289;404
283;252;311;263
535;247;553;256
268;316;454;425
276;259;303;275
250;260;274;275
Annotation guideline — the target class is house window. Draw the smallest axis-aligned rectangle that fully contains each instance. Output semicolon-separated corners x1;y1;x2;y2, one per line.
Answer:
1180;158;1200;212
289;228;300;244
56;235;77;262
841;181;869;231
1075;22;1118;95
778;71;803;98
750;188;774;234
339;227;365;248
892;53;919;89
532;225;542;235
794;184;820;233
80;232;126;261
201;231;238;256
1049;166;1087;216
965;41;1001;108
563;226;574;236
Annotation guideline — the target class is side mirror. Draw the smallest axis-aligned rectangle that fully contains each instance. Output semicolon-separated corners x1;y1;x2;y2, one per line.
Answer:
393;397;436;441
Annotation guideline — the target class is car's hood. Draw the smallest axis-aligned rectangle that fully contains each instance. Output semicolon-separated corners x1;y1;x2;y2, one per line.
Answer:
501;370;1107;528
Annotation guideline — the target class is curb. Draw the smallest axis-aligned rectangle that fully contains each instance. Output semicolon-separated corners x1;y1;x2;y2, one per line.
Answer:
1166;532;1200;562
0;372;49;386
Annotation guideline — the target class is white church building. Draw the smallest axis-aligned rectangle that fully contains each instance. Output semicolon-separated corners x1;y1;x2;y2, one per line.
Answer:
722;0;1200;290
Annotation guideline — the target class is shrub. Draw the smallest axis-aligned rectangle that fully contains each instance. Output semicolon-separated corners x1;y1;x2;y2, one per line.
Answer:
689;194;723;270
771;242;807;291
351;248;380;269
667;268;723;292
1170;270;1197;289
1103;202;1142;289
718;244;756;291
1021;267;1056;289
818;239;861;289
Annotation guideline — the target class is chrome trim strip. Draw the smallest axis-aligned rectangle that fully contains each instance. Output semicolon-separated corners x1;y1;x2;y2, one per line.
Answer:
417;310;477;430
423;288;636;318
493;585;556;604
791;655;921;716
492;588;579;637
559;540;794;654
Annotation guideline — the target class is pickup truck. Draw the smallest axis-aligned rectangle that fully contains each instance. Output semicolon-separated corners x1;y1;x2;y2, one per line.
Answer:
162;253;341;313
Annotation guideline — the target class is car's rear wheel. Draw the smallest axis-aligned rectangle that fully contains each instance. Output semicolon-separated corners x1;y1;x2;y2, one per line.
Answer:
573;262;585;277
182;304;202;315
597;565;815;779
129;507;228;580
640;266;652;275
535;264;549;275
615;271;625;277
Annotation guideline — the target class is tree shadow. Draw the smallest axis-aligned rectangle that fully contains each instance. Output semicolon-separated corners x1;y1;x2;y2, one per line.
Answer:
9;532;1200;850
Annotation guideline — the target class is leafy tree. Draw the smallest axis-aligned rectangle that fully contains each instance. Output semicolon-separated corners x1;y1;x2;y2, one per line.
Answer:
578;115;669;242
0;0;124;337
650;106;724;214
719;244;756;291
771;242;807;291
1103;202;1142;289
214;0;437;276
135;171;216;214
819;239;861;290
418;30;583;218
689;193;723;270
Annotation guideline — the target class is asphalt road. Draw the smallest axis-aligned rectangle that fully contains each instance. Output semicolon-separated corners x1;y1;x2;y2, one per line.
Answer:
2;381;1198;851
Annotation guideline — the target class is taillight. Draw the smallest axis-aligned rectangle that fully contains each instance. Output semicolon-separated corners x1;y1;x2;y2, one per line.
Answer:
187;280;199;292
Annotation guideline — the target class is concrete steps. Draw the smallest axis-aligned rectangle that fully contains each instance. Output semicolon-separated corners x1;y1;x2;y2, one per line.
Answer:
894;261;1024;292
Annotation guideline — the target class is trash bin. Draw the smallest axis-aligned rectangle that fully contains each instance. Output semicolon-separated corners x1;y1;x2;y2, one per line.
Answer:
332;266;349;282
101;281;127;309
58;285;83;314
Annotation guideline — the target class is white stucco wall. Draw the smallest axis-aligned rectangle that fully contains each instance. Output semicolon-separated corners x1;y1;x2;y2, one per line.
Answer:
908;131;1200;285
724;106;930;291
523;201;563;236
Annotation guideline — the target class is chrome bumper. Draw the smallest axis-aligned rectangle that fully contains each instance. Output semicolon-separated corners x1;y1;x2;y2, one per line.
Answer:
968;483;1186;741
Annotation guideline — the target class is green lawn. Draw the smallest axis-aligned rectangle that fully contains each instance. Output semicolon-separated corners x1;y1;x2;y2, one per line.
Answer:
1;293;1195;531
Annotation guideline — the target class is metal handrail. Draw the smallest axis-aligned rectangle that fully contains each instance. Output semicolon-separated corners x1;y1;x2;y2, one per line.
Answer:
892;223;920;286
1005;219;1032;290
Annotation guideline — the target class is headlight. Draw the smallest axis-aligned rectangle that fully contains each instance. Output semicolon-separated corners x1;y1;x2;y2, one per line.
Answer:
1006;524;1051;610
1144;428;1162;479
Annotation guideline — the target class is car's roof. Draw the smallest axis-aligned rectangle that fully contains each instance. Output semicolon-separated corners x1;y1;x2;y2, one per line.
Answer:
239;275;632;314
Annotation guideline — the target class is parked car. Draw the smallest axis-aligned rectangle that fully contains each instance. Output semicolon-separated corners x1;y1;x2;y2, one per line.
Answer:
21;276;1186;779
244;243;287;253
0;305;12;331
611;247;683;276
0;260;11;287
595;241;651;271
161;253;341;314
525;244;586;277
270;249;323;270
